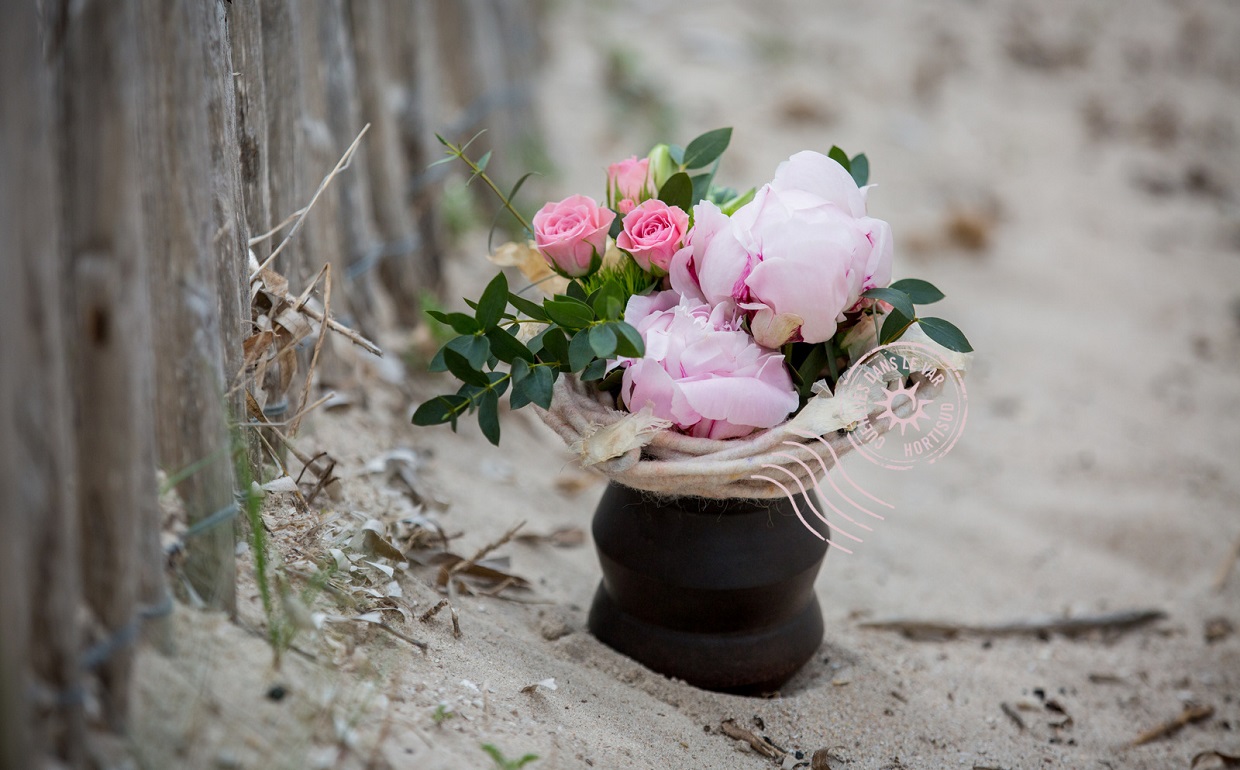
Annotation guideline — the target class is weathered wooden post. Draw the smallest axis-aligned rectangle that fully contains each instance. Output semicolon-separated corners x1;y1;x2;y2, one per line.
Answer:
59;0;169;732
0;1;87;764
139;0;242;612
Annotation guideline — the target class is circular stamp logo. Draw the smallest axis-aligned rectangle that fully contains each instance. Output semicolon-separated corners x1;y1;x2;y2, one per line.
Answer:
835;341;968;470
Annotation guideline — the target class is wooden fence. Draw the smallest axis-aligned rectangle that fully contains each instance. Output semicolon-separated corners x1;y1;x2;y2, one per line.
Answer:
0;1;539;766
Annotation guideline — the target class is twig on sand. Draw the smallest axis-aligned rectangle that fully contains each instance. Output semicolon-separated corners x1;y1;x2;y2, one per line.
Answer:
436;520;526;588
719;719;785;761
859;609;1166;641
367;620;429;652
1132;703;1214;746
1212;534;1240;593
1000;702;1025;730
419;599;449;623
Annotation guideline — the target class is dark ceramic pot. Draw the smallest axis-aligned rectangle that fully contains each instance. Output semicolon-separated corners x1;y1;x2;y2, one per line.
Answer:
587;481;829;694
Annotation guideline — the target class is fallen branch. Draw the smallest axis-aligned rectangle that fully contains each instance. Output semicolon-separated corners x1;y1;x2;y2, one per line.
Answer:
1132;703;1213;746
719;719;784;761
436;520;526;588
251;125;370;278
859;609;1166;641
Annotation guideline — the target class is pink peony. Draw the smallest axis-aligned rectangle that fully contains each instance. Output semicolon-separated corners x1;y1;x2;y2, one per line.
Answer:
669;151;893;347
616;200;689;275
618;290;799;440
606;156;652;212
532;195;615;277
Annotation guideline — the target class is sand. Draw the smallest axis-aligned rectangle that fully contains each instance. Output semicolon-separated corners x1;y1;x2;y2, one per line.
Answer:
130;1;1240;767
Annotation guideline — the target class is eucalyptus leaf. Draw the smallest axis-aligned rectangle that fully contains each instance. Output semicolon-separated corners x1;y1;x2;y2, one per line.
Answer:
475;272;509;327
848;153;869;187
431;334;490;373
690;168;716;207
426;310;480;336
412;394;468;426
827;145;851;172
478;389;501;445
916;317;973;353
657;172;693;211
568;329;595;372
507;292;548;322
889;278;945;304
611;321;645;358
581;359;608;381
537;326;570;368
668;144;685;166
795;343;829;399
442;349;491;387
543;298;594;330
861;287;915;320
682;127;732;169
880;309;914;345
588;324;617;358
485;326;535;363
526;365;554;409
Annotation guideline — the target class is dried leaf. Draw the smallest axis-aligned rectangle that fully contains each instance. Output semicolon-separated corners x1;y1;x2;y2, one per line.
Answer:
261;475;300;494
1193;750;1240;768
515;526;586;548
351;527;404;562
490;240;568;297
520;678;557;694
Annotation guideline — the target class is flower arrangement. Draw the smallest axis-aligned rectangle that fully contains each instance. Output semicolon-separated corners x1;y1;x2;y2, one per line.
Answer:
414;128;970;469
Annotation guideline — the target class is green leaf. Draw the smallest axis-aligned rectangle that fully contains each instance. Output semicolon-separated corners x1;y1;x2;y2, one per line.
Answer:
508;360;533;409
827;145;851;172
568;329;595;371
478;389;501;445
443;349;491;387
608;213;624;240
611;321;645;358
690;168;715;207
475;272;509;328
580;359;608;381
667;144;685;166
543;298;594;330
592;281;626;321
889;278;945;304
794;343;829;399
426;311;480;336
849;153;869;187
526;365;554;409
430;334;490;372
916;317;973;353
506;292;548;322
588;324;617;358
682;127;733;169
880;309;914;344
565;281;588;302
861;287;915;320
657;172;693;211
536;327;570;368
412;394;469;426
485;326;535;363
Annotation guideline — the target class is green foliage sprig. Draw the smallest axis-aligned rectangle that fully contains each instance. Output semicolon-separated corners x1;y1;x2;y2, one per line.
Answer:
414;270;646;446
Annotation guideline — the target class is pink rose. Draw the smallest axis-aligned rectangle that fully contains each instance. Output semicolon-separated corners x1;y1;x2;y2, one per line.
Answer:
606;156;651;211
618;290;799;440
532;195;616;278
616;200;689;275
669;151;893;347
